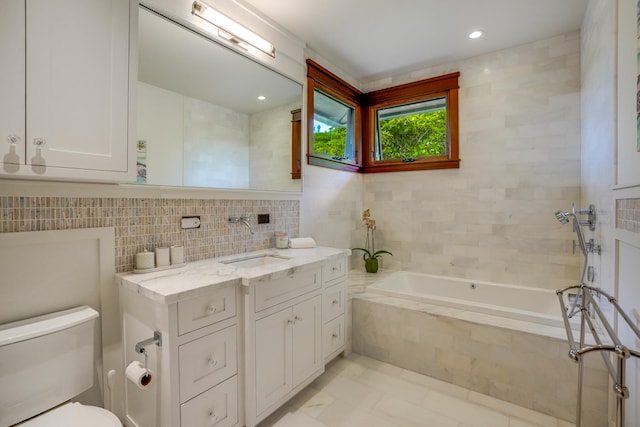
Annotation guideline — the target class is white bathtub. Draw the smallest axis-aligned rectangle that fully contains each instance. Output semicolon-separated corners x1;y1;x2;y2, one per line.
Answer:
367;271;570;329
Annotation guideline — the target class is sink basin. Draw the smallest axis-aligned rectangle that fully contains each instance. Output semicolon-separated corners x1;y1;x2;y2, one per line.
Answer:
222;254;290;268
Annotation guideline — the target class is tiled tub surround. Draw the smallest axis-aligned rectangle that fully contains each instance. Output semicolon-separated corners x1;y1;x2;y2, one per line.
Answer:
349;271;608;424
0;196;299;273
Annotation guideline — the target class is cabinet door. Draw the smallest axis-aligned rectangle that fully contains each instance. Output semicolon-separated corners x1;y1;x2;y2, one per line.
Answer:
0;0;25;169
255;307;292;415
292;295;322;386
26;0;131;172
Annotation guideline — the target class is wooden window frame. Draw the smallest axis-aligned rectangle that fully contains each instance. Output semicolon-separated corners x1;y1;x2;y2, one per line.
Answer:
306;59;363;172
291;108;302;179
362;72;460;173
306;60;459;174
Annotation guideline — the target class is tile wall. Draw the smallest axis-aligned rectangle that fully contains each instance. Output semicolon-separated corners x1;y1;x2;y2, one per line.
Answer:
616;199;640;234
0;196;299;273
360;31;583;289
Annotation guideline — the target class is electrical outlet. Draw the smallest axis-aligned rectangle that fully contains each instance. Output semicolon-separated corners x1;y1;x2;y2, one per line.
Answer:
257;214;270;224
181;216;201;229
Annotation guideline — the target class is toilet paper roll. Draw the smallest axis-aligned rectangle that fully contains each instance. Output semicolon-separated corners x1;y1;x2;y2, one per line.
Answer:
126;361;152;390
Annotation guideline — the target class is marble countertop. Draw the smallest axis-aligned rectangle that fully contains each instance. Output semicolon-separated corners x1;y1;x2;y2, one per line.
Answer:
117;246;350;304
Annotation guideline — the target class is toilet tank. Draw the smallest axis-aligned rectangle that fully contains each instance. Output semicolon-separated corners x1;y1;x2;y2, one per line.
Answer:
0;306;99;427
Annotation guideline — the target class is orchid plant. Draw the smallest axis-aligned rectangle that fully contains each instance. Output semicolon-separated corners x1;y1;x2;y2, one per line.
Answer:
353;209;392;272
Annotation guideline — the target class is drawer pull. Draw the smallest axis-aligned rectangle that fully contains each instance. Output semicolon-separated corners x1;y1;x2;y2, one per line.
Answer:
294;315;302;321
287;319;294;325
206;305;217;314
332;299;338;305
332;333;338;339
207;358;218;367
332;266;339;271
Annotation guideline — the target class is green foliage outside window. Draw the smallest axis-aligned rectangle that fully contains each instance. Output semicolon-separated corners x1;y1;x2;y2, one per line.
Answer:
378;110;446;160
313;127;348;159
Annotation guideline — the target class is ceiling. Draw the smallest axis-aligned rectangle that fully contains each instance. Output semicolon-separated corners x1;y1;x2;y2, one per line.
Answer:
245;0;589;83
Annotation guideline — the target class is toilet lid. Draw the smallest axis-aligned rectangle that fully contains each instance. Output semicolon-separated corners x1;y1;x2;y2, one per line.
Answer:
19;402;121;427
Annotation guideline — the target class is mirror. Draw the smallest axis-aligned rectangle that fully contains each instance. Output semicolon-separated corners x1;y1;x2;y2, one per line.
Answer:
137;6;303;191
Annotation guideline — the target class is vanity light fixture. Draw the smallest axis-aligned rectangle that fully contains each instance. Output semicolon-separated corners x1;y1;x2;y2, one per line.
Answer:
469;30;483;39
192;0;276;57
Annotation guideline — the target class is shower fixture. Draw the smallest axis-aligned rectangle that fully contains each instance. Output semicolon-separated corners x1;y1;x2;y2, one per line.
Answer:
555;203;599;318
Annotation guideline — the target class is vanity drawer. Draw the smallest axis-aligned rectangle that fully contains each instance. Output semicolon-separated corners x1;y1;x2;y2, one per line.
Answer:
322;257;346;285
179;325;237;403
180;375;238;427
178;284;236;335
323;315;345;359
322;282;345;322
254;268;321;312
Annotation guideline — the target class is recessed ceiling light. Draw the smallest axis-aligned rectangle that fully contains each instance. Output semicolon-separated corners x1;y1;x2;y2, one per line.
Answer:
469;31;483;39
257;95;266;101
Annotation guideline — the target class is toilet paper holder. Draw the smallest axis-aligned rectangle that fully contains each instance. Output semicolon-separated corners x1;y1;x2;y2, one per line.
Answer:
135;331;162;354
134;331;162;375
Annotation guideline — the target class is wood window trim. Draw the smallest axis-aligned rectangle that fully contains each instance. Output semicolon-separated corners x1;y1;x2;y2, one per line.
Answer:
306;59;460;174
362;72;460;173
306;59;363;172
291;108;302;179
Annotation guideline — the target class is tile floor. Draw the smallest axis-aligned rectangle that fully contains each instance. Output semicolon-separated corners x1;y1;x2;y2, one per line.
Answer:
257;353;575;427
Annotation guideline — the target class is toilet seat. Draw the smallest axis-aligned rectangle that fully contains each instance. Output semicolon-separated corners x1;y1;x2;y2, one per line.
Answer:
19;402;121;427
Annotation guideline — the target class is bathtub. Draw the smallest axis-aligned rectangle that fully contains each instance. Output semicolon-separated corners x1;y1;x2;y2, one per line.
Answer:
366;271;569;328
352;271;608;423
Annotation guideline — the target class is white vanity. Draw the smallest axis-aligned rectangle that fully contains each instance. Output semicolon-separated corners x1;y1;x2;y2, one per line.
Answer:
117;247;349;427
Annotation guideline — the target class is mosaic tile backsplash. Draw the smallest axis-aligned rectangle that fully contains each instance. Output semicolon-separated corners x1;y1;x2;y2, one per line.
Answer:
0;196;299;273
617;198;640;234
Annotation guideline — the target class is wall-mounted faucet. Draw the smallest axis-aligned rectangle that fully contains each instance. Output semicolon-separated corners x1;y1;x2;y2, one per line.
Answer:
229;216;254;234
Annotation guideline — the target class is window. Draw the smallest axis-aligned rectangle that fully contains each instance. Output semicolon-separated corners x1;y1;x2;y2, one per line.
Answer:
306;59;362;172
306;60;459;173
375;97;447;161
363;72;460;172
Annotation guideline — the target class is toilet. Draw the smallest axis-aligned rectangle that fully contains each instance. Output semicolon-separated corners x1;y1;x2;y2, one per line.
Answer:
0;306;122;426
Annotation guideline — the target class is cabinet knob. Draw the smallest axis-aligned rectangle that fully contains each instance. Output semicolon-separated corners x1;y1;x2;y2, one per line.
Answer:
207;305;217;314
294;315;302;321
208;410;218;421
287;319;294;325
332;333;338;339
7;134;21;145
332;266;338;271
332;300;338;305
208;358;218;367
32;138;46;147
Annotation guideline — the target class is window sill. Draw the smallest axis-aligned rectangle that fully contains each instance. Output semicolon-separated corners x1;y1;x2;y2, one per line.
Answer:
307;155;363;173
363;158;460;173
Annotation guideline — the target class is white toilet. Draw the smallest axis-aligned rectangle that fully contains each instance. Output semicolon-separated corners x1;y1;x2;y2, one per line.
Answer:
0;306;122;426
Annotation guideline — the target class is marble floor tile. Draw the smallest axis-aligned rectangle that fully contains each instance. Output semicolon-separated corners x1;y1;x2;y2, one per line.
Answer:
257;353;575;427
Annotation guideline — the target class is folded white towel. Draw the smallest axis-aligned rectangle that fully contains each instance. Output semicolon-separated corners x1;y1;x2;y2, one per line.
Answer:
289;237;317;248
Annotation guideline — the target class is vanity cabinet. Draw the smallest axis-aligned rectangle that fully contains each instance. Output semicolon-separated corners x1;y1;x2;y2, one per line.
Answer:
254;295;321;414
244;267;324;426
118;249;350;427
244;254;348;426
321;257;347;362
0;0;135;182
119;280;241;427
